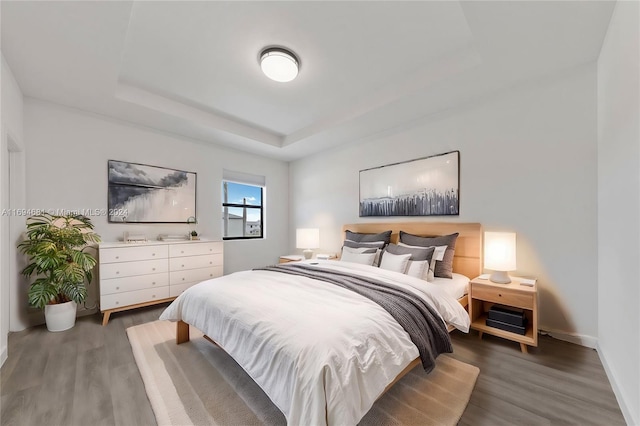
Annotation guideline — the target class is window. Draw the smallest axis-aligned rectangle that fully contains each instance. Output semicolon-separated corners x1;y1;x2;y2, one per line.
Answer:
222;174;264;240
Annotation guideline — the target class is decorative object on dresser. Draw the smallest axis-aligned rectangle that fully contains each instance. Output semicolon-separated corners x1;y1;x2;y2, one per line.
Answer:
359;150;459;217
296;228;320;259
484;231;517;283
468;275;538;353
107;160;196;223
18;213;101;332
99;240;223;325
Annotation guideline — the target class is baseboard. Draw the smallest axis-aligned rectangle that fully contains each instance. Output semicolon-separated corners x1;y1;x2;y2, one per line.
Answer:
597;343;638;426
540;328;598;349
1;345;7;367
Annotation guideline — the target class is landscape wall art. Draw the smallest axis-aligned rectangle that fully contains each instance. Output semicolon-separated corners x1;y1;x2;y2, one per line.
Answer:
108;160;196;223
359;151;459;217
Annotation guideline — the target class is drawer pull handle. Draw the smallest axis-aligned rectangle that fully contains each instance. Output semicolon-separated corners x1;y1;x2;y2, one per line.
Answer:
209;249;212;251
115;256;119;259
152;253;156;256
152;268;156;271
498;294;502;297
115;301;119;305
209;274;213;277
116;271;120;275
152;282;156;285
182;264;185;267
182;278;185;281
181;251;184;254
152;294;156;298
116;286;119;290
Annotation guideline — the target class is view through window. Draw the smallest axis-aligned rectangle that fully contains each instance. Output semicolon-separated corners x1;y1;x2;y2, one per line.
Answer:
222;181;263;239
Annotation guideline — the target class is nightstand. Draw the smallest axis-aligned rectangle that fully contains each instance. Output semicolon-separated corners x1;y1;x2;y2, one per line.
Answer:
468;276;538;353
279;255;304;264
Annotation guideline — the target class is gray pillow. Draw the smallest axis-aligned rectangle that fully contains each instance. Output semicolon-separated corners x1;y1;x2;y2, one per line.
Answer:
398;232;459;278
345;230;392;245
342;240;386;250
383;244;435;262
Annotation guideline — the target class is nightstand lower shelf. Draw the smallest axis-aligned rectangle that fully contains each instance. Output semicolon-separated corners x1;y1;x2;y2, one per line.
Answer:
471;313;535;352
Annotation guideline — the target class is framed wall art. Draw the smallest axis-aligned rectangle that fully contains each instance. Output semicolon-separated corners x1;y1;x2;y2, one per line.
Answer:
359;151;459;217
108;160;197;223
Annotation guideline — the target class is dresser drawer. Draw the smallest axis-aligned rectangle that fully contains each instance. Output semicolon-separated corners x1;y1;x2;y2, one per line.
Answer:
100;245;168;263
170;266;223;285
100;258;168;280
100;273;169;296
169;253;223;271
100;286;170;311
472;286;534;310
169;282;198;298
169;242;223;258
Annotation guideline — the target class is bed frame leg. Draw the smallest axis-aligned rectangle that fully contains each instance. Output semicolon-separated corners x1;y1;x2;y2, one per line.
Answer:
176;320;190;344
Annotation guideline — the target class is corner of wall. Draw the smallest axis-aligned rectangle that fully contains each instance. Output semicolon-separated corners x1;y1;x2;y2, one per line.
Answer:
597;342;638;426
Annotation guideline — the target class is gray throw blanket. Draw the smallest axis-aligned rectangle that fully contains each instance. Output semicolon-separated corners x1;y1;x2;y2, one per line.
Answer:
255;263;452;373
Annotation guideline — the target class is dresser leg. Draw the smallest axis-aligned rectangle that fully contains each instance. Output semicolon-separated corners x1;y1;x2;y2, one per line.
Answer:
102;311;111;326
520;343;528;354
478;331;484;340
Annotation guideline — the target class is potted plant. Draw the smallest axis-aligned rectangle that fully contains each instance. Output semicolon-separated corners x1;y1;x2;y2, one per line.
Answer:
18;213;101;331
190;230;199;240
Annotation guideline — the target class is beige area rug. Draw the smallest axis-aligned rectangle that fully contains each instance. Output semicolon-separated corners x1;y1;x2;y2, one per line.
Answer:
127;320;479;426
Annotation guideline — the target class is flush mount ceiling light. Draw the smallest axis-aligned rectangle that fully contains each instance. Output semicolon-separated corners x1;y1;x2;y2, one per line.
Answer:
260;47;299;83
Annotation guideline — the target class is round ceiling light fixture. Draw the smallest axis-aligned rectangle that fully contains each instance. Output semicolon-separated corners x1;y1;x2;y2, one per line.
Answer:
260;47;299;83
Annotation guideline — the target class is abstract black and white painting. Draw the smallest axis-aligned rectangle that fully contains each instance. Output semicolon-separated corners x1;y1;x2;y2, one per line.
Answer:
359;151;459;217
108;160;196;223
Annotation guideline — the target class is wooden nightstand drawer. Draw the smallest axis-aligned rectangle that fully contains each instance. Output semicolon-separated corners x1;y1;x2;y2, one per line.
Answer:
472;286;533;309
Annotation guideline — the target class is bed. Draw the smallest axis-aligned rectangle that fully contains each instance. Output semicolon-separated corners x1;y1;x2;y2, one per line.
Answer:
160;222;482;426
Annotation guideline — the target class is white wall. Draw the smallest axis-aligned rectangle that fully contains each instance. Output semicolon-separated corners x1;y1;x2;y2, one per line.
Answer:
20;99;289;329
1;54;25;364
597;1;640;424
290;64;599;344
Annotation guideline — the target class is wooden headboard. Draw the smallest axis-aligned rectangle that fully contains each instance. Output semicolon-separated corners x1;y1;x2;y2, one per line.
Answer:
342;222;483;279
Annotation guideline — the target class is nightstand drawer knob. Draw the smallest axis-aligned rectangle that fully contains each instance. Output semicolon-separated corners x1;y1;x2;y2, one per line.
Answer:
498;294;502;297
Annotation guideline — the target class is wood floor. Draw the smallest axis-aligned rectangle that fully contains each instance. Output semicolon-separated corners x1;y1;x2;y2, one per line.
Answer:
1;304;626;426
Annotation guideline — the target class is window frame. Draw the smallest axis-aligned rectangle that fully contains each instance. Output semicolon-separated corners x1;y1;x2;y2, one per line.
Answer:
222;180;264;241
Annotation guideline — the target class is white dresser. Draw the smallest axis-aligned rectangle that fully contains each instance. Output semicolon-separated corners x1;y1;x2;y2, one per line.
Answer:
98;240;223;325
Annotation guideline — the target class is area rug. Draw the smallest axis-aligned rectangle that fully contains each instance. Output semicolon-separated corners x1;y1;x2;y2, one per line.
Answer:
127;320;479;426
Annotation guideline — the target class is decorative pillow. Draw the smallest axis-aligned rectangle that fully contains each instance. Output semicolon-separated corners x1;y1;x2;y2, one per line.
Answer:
339;250;376;266
385;243;435;261
342;246;378;254
379;252;412;274
343;240;386;250
384;244;435;280
398;232;459;278
342;240;386;266
398;243;447;281
345;230;392;245
405;260;429;279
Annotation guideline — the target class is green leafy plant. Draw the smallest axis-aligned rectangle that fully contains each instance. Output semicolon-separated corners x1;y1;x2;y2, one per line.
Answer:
18;213;101;309
190;230;198;237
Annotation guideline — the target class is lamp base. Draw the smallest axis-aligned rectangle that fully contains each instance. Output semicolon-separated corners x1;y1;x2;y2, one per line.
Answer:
489;270;512;284
303;249;313;260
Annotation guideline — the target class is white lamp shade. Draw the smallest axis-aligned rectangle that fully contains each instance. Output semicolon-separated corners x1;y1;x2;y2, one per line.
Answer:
484;232;517;271
260;49;299;82
296;228;319;249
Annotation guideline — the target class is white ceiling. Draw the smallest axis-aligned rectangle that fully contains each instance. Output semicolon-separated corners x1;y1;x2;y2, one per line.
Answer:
1;1;615;161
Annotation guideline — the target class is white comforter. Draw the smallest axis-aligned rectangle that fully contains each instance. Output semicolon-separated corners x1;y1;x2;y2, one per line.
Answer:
159;260;470;426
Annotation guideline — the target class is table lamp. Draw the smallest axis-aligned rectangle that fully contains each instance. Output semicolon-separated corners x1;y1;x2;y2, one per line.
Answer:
484;231;517;284
296;228;320;260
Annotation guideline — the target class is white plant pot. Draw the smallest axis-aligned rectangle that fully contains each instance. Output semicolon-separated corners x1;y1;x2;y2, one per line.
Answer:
44;300;77;332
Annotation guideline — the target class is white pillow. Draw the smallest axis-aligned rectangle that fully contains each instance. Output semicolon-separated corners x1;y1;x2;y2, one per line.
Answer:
342;246;377;254
379;252;412;274
405;260;429;279
339;250;376;266
398;243;447;282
